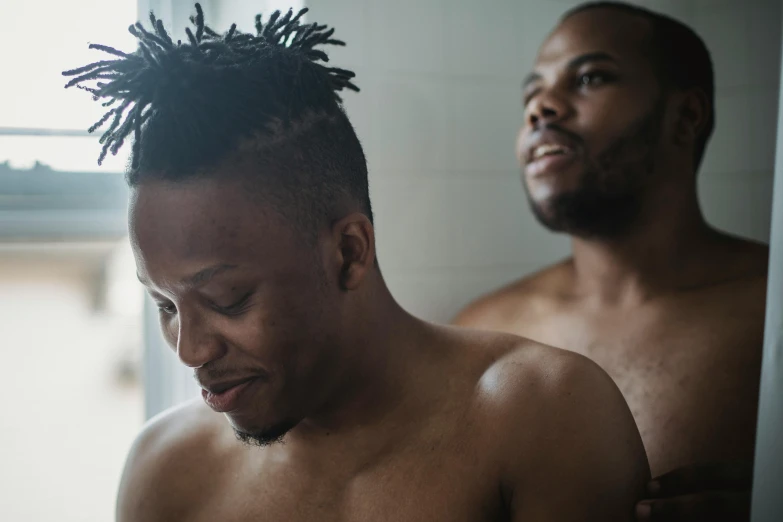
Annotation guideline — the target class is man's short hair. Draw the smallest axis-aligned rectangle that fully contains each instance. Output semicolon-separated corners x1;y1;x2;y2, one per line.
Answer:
564;2;715;171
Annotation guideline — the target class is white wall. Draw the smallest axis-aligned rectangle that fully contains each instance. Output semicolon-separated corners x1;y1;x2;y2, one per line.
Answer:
693;0;781;244
307;0;781;323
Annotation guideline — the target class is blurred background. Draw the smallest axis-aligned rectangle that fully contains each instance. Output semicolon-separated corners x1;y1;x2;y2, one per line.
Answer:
0;0;780;520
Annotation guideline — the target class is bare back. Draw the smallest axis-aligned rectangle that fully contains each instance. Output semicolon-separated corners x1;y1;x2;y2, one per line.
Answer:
455;236;767;476
117;326;649;521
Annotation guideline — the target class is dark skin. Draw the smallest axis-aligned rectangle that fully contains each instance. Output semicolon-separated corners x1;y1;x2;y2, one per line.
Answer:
119;173;649;521
454;9;767;522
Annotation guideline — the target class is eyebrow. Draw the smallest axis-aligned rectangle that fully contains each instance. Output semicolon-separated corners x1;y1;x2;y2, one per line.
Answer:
136;263;239;288
185;264;239;286
522;52;619;89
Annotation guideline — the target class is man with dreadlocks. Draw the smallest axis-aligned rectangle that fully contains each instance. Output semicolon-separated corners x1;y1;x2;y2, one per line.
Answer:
65;5;648;521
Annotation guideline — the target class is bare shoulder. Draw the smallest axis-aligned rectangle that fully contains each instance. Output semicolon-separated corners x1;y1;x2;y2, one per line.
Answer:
470;335;649;520
707;233;768;289
451;259;574;330
690;234;769;320
476;336;635;433
458;329;643;450
116;399;230;522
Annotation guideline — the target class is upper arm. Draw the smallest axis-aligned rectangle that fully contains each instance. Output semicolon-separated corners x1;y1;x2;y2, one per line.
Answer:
501;351;650;522
116;403;207;522
116;416;178;522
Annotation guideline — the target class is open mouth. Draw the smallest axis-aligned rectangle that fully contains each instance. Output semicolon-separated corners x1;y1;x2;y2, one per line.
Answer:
530;144;571;162
525;143;578;178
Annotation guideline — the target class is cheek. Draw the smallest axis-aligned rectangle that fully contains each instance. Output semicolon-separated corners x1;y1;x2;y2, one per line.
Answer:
222;271;335;363
160;315;178;348
221;312;275;354
576;92;653;149
578;101;622;141
223;301;316;364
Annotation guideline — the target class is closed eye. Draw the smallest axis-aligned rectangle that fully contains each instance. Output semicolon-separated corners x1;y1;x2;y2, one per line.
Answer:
212;291;254;316
156;301;177;315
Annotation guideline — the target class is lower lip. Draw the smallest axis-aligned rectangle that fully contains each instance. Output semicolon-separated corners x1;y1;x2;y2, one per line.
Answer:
202;379;257;413
526;152;577;177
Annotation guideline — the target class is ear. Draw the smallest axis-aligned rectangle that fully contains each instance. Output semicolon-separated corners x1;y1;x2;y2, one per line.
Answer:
330;213;376;291
672;87;710;148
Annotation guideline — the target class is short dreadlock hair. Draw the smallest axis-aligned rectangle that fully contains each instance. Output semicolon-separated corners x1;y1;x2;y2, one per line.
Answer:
563;2;715;172
63;3;371;234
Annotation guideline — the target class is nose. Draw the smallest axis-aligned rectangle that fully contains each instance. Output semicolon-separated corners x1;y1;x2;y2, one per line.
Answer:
173;308;226;368
526;87;572;129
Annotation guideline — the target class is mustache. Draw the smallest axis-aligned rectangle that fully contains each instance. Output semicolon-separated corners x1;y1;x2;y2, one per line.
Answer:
194;366;270;385
533;123;585;146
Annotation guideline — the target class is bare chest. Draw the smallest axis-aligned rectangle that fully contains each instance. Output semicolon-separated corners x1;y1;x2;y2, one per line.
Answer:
191;435;503;522
522;306;763;475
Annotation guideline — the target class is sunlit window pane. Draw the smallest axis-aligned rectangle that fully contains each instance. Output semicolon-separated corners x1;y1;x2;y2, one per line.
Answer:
0;0;137;132
0;135;130;173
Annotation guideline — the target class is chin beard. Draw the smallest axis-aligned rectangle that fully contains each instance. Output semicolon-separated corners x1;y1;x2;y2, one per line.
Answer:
233;419;299;448
527;180;643;239
526;101;664;239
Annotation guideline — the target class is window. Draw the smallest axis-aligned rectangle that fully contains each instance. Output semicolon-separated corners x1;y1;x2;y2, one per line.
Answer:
0;3;308;519
0;0;136;171
0;2;142;521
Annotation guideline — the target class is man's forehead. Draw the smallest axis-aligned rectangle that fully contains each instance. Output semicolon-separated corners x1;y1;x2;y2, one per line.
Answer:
129;178;289;262
129;181;303;291
535;8;653;68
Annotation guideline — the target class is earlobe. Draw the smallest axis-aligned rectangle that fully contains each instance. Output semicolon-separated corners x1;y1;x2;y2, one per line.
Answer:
675;89;709;146
332;214;375;291
675;114;696;146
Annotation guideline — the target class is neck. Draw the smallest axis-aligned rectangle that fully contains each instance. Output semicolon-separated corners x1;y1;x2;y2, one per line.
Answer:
569;180;720;304
291;273;432;443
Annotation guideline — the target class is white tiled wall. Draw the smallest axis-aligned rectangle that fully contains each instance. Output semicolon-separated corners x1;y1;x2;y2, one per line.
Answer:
211;0;781;322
